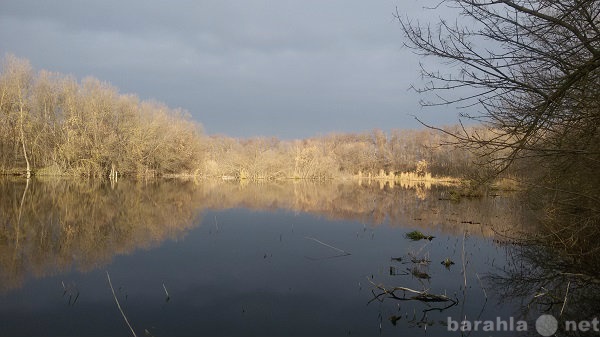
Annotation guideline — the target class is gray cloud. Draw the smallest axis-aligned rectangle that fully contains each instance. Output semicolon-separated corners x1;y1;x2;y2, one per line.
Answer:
0;0;461;138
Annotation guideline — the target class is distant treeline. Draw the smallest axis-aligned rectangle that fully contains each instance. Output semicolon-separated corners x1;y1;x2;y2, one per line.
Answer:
202;129;479;180
0;55;489;180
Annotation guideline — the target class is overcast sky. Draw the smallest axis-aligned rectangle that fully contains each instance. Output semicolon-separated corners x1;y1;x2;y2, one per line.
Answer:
0;0;465;139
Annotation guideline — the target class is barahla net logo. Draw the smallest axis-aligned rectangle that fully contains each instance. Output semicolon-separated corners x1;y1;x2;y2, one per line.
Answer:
447;317;527;333
447;314;600;335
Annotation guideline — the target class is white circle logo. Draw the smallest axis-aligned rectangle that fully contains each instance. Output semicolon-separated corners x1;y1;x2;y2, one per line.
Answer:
536;314;558;336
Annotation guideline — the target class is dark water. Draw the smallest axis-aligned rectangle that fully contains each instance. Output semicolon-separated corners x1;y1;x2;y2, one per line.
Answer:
0;178;548;336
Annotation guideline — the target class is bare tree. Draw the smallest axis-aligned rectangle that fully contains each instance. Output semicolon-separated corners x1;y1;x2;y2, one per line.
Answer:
398;1;600;252
398;0;600;170
0;55;33;177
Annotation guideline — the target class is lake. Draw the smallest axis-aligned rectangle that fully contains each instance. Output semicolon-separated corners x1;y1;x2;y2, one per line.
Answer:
0;178;553;336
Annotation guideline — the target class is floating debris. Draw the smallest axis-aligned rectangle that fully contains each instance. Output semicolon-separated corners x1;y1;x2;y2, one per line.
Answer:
367;277;458;307
389;266;409;276
405;230;435;241
441;258;455;269
410;267;431;280
409;253;431;265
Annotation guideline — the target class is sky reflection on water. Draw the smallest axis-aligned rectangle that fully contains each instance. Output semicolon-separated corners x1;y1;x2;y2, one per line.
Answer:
0;179;534;336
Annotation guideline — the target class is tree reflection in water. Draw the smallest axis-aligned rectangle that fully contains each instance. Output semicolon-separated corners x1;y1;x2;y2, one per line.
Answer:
1;177;570;336
0;178;530;293
486;240;600;336
0;178;204;291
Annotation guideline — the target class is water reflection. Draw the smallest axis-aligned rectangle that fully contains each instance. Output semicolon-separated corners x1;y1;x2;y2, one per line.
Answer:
198;179;532;236
0;178;203;292
486;243;600;336
0;178;550;336
0;178;532;292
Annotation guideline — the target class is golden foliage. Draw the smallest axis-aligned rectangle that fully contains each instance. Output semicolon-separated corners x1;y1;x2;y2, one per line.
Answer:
0;55;491;183
0;55;204;178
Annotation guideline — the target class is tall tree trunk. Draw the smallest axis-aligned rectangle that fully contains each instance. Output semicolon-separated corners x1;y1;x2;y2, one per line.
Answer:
19;104;31;178
21;130;30;178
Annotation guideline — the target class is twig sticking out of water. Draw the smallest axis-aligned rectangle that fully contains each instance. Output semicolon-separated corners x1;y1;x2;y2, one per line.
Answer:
408;252;431;265
304;236;351;255
475;273;487;299
163;283;170;302
461;231;467;288
560;281;570;317
106;271;137;337
61;281;80;306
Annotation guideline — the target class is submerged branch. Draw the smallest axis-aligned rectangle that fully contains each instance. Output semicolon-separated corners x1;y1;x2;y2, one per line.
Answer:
106;271;137;337
367;277;458;305
304;236;351;256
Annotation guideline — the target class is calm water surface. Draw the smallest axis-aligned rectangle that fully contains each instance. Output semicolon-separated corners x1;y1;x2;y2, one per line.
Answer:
0;179;541;336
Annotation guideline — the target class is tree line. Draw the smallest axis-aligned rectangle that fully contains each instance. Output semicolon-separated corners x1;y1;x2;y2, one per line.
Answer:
200;127;481;180
1;54;491;181
0;55;203;178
